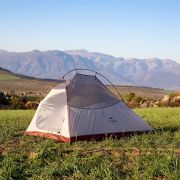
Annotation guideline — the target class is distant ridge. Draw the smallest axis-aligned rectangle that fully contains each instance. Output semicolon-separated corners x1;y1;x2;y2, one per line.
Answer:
0;49;180;89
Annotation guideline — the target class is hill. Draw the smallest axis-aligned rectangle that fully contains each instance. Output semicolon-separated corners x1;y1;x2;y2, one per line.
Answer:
0;67;171;99
0;67;62;94
0;49;180;89
0;67;21;81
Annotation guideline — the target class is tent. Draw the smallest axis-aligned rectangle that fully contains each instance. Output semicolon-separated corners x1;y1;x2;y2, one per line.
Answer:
25;69;153;142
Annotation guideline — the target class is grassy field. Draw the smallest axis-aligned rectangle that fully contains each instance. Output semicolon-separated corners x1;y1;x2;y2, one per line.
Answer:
0;74;21;81
0;108;179;179
0;69;57;94
0;68;21;81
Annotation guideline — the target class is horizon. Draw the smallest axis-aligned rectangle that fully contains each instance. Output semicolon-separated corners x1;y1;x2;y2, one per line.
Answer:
0;0;179;63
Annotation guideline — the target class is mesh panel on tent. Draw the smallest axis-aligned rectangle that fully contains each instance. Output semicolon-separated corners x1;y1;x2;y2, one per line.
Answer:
66;73;119;109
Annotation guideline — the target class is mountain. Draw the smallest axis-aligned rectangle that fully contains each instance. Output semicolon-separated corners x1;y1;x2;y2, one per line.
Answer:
0;49;180;89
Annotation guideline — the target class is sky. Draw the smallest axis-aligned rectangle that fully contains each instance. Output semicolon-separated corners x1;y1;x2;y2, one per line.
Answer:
0;0;180;63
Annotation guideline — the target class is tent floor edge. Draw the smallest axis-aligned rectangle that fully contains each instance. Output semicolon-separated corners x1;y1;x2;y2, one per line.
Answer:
24;131;71;143
24;130;153;143
70;130;152;142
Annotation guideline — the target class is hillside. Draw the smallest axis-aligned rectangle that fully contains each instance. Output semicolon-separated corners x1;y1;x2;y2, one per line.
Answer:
0;49;180;89
0;67;61;94
0;67;171;99
0;67;21;81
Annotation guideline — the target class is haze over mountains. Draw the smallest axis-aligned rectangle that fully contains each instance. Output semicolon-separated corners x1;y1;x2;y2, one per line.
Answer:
0;49;180;89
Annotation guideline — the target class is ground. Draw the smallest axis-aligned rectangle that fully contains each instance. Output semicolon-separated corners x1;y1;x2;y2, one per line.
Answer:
0;108;179;179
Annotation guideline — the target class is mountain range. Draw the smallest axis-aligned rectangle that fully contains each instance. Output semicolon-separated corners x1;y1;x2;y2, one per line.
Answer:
0;49;180;89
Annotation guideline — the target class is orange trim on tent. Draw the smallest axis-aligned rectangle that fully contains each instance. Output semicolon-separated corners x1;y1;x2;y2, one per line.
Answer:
24;131;71;142
24;130;151;143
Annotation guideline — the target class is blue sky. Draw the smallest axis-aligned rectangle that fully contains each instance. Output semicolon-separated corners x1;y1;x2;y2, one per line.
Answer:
0;0;180;62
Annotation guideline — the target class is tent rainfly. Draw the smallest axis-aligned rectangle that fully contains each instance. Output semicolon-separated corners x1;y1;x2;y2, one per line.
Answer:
25;69;153;142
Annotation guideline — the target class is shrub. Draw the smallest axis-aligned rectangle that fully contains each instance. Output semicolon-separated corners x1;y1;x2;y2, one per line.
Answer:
125;93;146;108
27;96;39;102
156;101;163;107
125;93;135;102
133;96;145;104
128;100;139;108
11;95;27;109
25;101;39;109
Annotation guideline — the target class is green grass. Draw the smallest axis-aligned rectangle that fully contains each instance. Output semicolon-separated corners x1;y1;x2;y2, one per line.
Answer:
0;108;179;179
0;74;21;81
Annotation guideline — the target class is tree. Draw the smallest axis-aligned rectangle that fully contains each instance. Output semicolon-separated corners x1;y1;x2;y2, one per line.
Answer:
0;92;9;105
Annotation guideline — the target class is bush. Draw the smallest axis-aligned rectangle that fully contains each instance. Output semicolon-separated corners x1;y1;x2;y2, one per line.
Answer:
128;100;139;108
11;95;27;109
133;96;145;104
125;93;135;102
125;93;147;108
25;101;39;109
27;95;41;102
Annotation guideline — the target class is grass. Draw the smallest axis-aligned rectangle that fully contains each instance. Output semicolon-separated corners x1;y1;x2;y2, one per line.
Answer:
0;108;179;179
0;74;21;81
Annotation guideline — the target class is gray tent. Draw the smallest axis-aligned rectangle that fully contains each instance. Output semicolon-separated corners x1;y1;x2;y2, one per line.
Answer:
25;69;153;142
